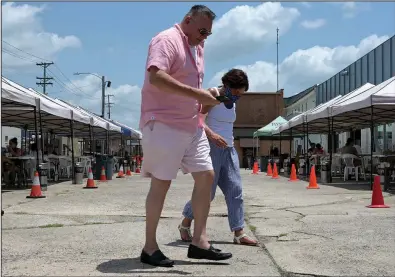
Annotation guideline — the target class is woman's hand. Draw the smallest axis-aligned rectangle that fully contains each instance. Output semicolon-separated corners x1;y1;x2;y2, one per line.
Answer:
209;133;228;148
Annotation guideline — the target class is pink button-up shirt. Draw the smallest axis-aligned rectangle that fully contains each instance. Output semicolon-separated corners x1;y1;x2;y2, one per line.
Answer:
139;24;205;134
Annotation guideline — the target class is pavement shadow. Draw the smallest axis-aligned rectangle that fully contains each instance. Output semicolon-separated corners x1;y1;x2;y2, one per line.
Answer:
97;257;229;275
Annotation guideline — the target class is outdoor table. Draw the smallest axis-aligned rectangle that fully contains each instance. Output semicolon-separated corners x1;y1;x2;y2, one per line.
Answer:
7;156;35;187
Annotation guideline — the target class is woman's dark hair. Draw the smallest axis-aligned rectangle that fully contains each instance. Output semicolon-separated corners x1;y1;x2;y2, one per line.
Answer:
346;138;354;146
10;137;18;144
221;69;249;91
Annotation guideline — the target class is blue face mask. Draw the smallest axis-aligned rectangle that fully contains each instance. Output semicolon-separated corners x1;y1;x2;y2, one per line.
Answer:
224;87;240;109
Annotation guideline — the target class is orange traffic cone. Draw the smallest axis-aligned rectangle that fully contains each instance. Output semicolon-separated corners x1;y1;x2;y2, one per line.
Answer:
99;166;107;182
289;164;299;182
116;165;125;178
84;167;98;189
26;171;46;198
252;162;259;174
266;163;273;176
271;163;279;179
126;165;132;177
306;165;319;189
367;176;390;208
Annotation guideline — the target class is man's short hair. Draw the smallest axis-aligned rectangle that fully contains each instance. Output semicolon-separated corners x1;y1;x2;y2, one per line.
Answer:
186;5;216;20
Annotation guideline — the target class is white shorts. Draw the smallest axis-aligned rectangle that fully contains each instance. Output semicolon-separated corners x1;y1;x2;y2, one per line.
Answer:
141;121;213;181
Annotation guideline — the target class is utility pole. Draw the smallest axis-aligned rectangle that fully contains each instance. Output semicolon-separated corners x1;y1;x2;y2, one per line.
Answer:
36;62;54;95
101;75;106;118
106;94;114;119
276;27;279;93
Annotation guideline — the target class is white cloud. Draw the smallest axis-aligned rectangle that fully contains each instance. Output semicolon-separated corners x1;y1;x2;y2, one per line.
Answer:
205;2;300;63
332;2;369;19
301;19;326;29
63;74;141;129
208;34;389;96
1;2;81;69
300;2;312;8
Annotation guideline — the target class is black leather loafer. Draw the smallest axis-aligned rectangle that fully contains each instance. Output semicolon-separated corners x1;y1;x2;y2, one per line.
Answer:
187;244;232;260
140;249;174;267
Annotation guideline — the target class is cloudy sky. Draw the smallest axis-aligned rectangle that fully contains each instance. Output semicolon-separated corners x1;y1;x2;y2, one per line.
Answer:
2;1;395;129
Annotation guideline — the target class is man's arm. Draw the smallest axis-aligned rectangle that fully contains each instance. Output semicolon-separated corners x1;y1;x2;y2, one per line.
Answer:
146;35;218;106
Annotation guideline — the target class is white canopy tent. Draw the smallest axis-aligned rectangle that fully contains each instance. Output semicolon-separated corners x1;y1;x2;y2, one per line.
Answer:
55;99;111;138
110;119;142;140
273;104;326;135
305;83;375;133
2;77;76;135
2;78;38;107
75;106;122;134
26;88;97;138
329;76;395;132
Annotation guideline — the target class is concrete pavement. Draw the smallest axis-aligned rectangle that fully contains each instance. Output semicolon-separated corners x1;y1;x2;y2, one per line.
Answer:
1;170;394;276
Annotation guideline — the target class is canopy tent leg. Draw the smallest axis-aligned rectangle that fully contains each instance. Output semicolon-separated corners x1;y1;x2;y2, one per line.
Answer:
70;118;75;181
303;122;307;178
370;106;374;190
328;117;333;183
306;122;310;176
120;133;124;171
89;125;93;166
39;109;45;161
106;131;110;155
289;128;292;158
33;107;40;172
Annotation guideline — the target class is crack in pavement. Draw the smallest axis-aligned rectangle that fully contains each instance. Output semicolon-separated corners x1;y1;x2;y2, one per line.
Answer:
277;198;360;210
244;207;335;277
292;231;334;241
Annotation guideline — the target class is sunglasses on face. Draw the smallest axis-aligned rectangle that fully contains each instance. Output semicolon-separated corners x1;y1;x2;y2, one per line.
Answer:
189;18;212;36
198;28;212;36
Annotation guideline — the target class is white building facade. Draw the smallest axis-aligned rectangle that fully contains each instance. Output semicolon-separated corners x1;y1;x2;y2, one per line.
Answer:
284;85;323;155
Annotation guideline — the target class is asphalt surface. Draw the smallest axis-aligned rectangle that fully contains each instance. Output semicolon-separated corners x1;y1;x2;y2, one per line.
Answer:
2;170;394;276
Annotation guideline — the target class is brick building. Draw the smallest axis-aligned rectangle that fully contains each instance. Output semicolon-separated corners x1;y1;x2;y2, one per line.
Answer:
234;90;290;167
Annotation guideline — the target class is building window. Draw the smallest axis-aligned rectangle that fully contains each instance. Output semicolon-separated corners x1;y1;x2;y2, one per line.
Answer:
323;81;327;102
317;85;322;105
340;73;345;95
375;45;383;84
356;59;362;88
330;76;335;99
5;136;8;143
368;51;375;84
335;74;340;96
350;62;356;91
362;55;368;84
383;39;391;81
391;36;395;77
344;67;350;94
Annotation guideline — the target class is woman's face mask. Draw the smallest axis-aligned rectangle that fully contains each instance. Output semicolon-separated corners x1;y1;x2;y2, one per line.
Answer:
224;87;241;109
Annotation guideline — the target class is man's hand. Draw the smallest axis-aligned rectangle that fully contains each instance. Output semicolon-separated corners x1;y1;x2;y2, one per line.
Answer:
196;89;220;106
208;133;228;148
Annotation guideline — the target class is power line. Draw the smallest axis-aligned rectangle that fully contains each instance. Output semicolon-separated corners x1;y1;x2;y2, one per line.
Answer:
106;94;115;119
2;40;98;100
36;62;54;95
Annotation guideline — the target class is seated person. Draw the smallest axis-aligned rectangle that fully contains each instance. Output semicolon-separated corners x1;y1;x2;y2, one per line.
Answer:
341;138;361;166
2;138;22;187
313;143;325;155
307;143;316;156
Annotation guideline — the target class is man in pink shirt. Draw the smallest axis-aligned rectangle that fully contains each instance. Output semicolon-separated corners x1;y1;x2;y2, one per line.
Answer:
139;5;233;267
